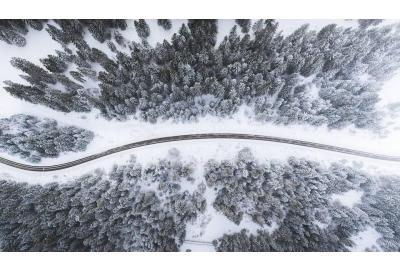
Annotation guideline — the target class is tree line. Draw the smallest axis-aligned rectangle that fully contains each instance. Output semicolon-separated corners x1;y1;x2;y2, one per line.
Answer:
0;148;399;251
208;148;400;251
0;149;206;251
3;19;400;130
0;114;94;162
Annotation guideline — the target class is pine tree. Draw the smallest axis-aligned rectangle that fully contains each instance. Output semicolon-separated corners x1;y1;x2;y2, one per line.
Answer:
134;19;150;39
188;19;218;50
81;19;111;43
235;19;251;33
53;19;84;43
0;114;94;162
0;28;26;47
358;19;383;29
40;55;68;73
25;19;46;31
157;19;172;30
46;24;68;44
11;57;56;84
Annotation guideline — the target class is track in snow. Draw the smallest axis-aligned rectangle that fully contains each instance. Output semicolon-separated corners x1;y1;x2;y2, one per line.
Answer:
1;133;399;172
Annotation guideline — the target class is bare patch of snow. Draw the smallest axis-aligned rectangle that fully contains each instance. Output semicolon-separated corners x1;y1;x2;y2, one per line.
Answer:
376;72;400;134
299;74;319;99
331;190;363;208
119;20;142;45
216;19;237;46
378;72;400;109
350;227;382;251
358;73;371;83
315;220;329;229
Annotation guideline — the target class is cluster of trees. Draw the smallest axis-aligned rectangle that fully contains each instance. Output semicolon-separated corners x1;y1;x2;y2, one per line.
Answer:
3;20;129;113
0;20;47;47
0;19;127;47
3;19;400;130
359;176;400;251
0;150;206;251
158;19;172;30
207;148;400;251
0;114;94;162
1;146;399;251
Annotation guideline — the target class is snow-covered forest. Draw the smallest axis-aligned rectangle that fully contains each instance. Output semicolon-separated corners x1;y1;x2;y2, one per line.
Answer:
2;19;400;129
1;149;400;251
1;19;400;252
0;114;93;162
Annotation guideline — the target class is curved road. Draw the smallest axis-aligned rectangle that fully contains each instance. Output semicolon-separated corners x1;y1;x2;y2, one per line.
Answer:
0;133;399;172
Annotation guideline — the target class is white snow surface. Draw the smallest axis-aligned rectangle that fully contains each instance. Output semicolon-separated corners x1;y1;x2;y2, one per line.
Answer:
216;19;242;46
331;190;363;208
350;227;382;252
378;71;400;133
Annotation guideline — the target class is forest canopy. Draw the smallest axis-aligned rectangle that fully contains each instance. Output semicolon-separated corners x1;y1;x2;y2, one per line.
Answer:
0;114;94;162
0;149;399;251
2;19;400;130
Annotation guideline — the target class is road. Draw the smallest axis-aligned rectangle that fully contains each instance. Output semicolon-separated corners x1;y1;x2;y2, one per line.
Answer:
183;239;214;247
182;239;215;251
0;133;399;172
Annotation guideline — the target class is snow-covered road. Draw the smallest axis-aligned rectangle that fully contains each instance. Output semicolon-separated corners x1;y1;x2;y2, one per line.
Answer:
1;133;400;172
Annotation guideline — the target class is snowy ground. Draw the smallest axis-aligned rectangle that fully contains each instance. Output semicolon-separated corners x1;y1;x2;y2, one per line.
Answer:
350;227;382;252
